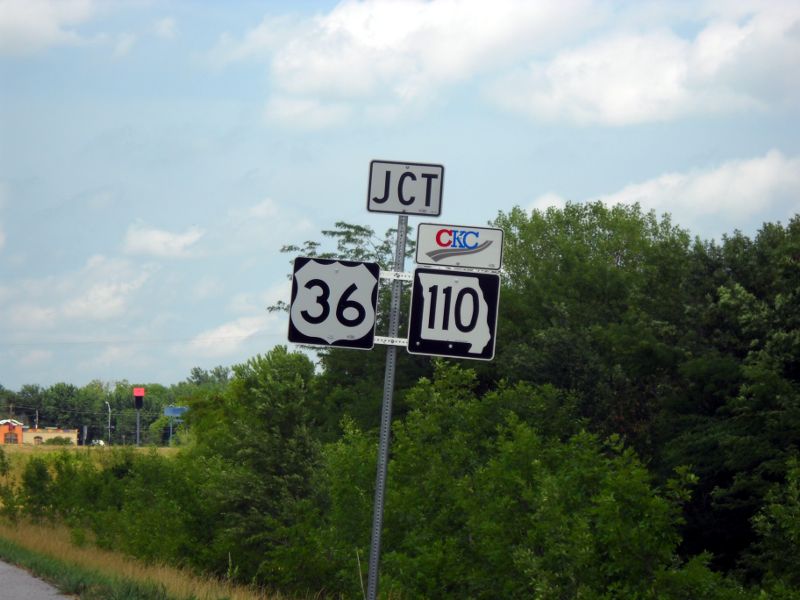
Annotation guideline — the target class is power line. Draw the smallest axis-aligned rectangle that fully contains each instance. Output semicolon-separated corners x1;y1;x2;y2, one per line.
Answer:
5;402;171;418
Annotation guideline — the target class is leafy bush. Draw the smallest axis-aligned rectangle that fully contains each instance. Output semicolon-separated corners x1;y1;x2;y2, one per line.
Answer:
43;437;74;445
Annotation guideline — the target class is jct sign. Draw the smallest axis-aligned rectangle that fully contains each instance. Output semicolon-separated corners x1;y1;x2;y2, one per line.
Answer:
367;160;444;216
416;223;504;270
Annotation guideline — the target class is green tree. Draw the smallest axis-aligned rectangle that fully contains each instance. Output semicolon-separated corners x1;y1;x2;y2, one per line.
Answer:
491;202;691;451
15;384;45;426
184;346;321;587
319;362;745;598
20;456;53;521
655;217;800;573
749;458;800;590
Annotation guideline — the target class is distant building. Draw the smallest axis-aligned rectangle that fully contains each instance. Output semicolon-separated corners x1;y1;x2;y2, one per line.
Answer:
0;419;23;445
24;427;79;446
0;419;79;446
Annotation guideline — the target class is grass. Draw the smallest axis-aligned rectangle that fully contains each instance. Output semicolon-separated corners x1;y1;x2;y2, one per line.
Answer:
0;520;288;600
0;446;327;599
1;444;177;479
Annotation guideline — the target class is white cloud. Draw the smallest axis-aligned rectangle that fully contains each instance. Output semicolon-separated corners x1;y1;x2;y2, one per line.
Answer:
264;95;353;129
598;150;800;235
123;224;205;258
18;349;53;368
192;276;224;300
0;227;5;252
229;198;280;220
9;305;58;329
228;292;262;315
210;15;297;66
217;198;317;257
489;3;800;124
216;0;596;125
0;0;95;55
60;255;152;321
81;344;143;369
182;316;271;358
62;275;149;320
246;198;279;219
528;192;568;213
215;1;799;127
113;32;136;58
229;280;291;315
1;255;154;330
153;17;176;40
178;279;289;361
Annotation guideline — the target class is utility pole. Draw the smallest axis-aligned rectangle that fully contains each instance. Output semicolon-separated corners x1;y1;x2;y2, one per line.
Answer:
105;401;111;444
133;387;145;446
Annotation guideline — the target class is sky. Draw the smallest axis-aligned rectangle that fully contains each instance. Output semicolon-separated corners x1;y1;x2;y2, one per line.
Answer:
1;0;799;390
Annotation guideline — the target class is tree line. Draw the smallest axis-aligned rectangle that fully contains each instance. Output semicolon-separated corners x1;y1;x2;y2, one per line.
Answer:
0;201;798;598
0;366;230;445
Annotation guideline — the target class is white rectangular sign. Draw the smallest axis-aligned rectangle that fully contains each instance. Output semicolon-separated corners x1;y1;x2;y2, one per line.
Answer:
416;223;504;270
367;160;444;216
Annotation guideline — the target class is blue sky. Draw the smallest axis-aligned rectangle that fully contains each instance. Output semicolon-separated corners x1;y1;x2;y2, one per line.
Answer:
1;0;799;389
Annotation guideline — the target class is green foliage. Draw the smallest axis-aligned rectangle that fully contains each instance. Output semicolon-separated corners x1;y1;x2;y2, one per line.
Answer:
490;202;692;456
20;456;53;521
43;436;73;445
179;346;322;588
278;220;415;272
3;207;799;598
112;451;193;563
0;445;18;521
652;218;800;571
749;457;800;589
0;445;9;478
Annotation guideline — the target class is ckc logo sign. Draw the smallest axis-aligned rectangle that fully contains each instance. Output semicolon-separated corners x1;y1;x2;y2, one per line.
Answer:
435;228;480;250
416;223;504;271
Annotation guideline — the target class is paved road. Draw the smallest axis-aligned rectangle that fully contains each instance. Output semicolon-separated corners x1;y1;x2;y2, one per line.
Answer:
0;560;73;599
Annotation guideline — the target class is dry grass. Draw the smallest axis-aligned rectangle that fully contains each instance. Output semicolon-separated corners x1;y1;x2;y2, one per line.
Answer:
1;444;178;480
0;520;287;600
2;444;177;457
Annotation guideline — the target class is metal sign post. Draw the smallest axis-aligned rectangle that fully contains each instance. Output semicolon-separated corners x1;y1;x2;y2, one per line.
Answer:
366;214;407;600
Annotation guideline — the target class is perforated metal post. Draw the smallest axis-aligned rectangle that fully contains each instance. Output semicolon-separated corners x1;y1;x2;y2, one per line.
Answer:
367;214;407;600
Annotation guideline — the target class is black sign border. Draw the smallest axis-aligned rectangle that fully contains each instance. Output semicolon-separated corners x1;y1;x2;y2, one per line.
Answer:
407;267;500;361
